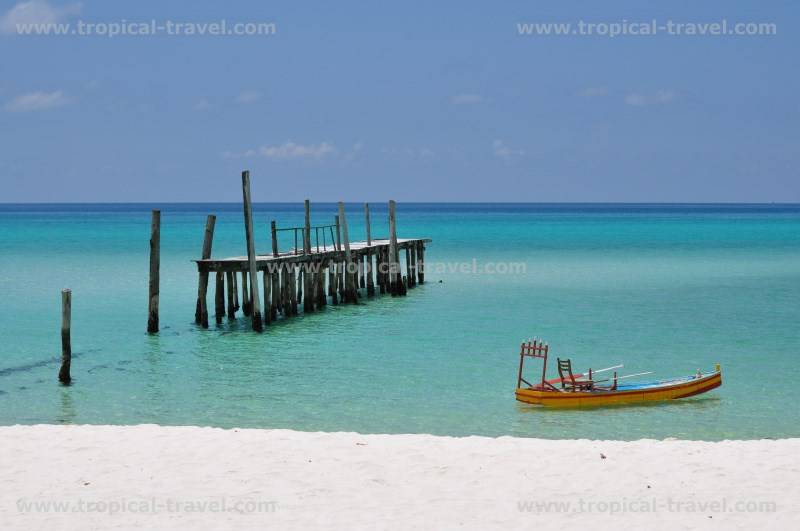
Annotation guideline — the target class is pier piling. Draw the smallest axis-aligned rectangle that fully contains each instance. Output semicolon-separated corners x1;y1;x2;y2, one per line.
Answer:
241;171;263;332
226;271;235;318
195;214;216;328
338;202;358;303
147;209;161;333
215;272;224;324
59;289;72;385
241;272;250;316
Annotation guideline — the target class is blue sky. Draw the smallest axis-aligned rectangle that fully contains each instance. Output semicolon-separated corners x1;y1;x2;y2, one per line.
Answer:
0;0;797;202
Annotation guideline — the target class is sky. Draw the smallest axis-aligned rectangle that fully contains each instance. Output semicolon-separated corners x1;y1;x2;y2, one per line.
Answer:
0;0;798;202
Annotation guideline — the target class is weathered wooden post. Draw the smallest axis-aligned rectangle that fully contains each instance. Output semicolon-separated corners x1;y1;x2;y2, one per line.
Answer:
59;289;72;384
330;261;339;305
302;201;314;313
409;244;417;288
241;272;250;316
365;203;375;296
195;214;216;328
388;200;400;296
215;272;225;324
262;269;272;324
304;199;312;253
270;269;279;319
226;271;235;318
417;241;425;284
233;272;240;311
405;247;412;289
338;202;358;303
271;220;279;257
375;246;383;294
241;171;263;331
147;209;161;333
335;215;342;251
290;264;299;315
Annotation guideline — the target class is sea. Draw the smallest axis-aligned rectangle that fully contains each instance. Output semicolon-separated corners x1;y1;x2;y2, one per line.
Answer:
0;203;798;440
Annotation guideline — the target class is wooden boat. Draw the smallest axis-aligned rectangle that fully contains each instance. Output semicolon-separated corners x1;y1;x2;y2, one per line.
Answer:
514;339;722;408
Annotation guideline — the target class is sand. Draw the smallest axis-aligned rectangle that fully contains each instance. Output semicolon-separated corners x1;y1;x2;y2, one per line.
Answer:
0;425;797;530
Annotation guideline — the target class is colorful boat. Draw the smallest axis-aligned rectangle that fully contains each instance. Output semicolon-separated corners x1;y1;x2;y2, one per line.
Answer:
514;339;722;408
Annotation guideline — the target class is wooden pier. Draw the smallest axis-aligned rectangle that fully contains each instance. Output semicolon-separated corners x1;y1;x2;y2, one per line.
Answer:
193;174;431;331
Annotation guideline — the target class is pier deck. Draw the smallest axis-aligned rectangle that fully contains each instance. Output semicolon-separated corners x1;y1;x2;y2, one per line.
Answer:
196;238;431;272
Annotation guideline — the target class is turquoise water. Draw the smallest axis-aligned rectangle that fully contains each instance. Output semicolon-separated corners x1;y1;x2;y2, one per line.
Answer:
0;203;798;440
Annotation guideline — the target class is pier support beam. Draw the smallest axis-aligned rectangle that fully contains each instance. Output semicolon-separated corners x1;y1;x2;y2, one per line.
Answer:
338;202;358;303
59;289;72;385
290;264;299;316
226;271;235;318
417;241;425;284
405;247;412;289
214;272;224;325
263;269;272;324
148;209;161;333
270;269;279;320
241;171;263;332
388;201;401;296
241;272;250;316
195;215;216;328
233;273;240;311
365;203;375;296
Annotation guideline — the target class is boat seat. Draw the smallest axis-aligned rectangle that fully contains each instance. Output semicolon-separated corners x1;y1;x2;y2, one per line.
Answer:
557;358;595;391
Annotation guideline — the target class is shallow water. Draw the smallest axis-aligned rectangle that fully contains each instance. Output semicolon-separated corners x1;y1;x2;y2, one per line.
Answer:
0;203;798;440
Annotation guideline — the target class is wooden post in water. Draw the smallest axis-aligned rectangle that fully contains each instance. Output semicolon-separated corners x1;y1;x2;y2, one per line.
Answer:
147;209;161;333
417;241;425;284
303;200;314;313
214;272;224;324
226;271;235;318
330;261;339;305
304;199;312;253
263;269;272;324
365;203;375;296
59;289;72;384
317;261;327;307
241;272;251;316
405;247;412;289
195;214;216;328
241;171;263;331
338;202;357;303
335;215;342;251
290;264;299;316
271;221;279;257
388;201;400;296
270;269;279;319
233;272;240;311
297;266;304;308
409;244;417;288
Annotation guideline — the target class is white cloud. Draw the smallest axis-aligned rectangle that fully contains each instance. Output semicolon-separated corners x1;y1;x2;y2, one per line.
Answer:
3;90;69;111
237;90;261;104
0;1;81;35
451;93;483;105
625;90;675;107
493;139;524;161
225;141;336;160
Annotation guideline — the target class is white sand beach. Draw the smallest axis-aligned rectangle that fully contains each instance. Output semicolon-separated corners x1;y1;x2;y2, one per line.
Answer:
1;425;797;530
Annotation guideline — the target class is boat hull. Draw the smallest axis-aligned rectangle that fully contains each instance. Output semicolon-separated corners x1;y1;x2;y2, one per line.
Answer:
515;371;722;408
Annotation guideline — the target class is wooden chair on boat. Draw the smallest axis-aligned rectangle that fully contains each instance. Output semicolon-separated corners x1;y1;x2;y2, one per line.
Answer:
557;358;595;391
